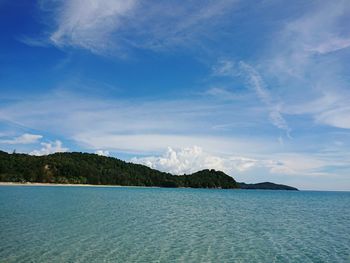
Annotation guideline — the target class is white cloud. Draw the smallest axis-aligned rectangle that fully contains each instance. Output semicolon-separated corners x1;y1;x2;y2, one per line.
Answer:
1;89;349;188
282;91;350;130
261;1;350;131
212;59;237;76
95;150;110;156
0;133;43;144
267;1;350;76
239;62;291;135
286;2;350;56
30;140;68;156
42;0;238;54
212;59;291;134
264;154;339;177
0;83;349;189
75;133;272;155
204;87;247;101
17;36;50;47
131;146;344;179
50;0;137;53
0;89;276;155
308;37;350;54
131;146;257;175
316;106;350;129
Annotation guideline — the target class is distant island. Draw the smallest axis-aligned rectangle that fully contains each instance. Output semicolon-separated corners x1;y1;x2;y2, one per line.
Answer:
0;151;297;190
238;182;298;191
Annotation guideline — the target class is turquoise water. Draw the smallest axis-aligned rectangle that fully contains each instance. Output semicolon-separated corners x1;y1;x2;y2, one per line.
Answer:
0;186;349;262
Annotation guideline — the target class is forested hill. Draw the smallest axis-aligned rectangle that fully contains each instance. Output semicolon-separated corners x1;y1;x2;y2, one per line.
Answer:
0;151;298;190
238;182;298;191
0;151;239;189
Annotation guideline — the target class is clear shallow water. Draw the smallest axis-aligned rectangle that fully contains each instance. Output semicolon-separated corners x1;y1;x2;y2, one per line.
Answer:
0;186;349;263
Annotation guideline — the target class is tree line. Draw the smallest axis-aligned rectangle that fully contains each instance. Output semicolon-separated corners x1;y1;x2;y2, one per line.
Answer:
0;151;239;189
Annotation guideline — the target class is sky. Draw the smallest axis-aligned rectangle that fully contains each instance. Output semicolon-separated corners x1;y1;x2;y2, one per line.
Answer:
1;0;350;190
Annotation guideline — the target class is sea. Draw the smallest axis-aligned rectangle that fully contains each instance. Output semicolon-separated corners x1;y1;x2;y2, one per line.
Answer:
0;185;349;262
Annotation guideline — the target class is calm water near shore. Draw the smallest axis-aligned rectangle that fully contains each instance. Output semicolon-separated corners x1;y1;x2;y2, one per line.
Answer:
0;186;349;262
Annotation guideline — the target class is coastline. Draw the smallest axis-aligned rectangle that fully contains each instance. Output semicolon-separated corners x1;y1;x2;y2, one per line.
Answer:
0;182;303;190
0;182;160;188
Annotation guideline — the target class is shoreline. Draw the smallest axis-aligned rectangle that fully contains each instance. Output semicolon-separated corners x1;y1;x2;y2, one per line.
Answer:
2;182;347;192
0;182;161;188
0;182;237;190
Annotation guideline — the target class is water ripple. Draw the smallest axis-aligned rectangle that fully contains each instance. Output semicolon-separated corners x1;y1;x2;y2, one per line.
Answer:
0;187;349;262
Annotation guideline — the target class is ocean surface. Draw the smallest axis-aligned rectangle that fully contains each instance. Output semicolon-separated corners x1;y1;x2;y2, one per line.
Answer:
0;186;349;263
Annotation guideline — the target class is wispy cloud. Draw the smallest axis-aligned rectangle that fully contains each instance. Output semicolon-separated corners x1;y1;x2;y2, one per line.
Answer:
204;87;244;101
17;36;50;47
0;89;274;154
0;133;43;144
75;132;272;155
308;37;350;54
40;0;238;54
285;1;350;56
265;154;329;177
239;62;291;135
316;106;350;129
212;59;291;135
49;0;137;54
261;0;350;131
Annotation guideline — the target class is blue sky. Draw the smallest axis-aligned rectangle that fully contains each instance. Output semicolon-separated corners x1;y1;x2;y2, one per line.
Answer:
1;0;350;190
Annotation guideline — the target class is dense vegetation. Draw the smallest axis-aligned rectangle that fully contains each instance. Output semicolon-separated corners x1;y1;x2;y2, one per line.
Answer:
0;151;298;190
0;151;239;189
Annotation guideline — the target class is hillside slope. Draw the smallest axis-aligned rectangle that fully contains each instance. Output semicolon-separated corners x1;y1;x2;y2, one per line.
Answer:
0;151;239;189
